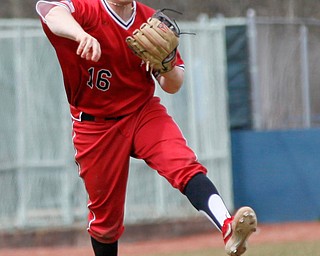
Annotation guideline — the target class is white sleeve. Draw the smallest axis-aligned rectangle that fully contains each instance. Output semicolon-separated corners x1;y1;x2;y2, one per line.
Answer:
35;0;75;23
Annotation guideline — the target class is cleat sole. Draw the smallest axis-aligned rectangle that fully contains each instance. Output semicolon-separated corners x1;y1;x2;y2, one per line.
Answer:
225;207;257;256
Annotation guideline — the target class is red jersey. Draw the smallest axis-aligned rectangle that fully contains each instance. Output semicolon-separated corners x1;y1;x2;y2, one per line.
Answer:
37;0;184;117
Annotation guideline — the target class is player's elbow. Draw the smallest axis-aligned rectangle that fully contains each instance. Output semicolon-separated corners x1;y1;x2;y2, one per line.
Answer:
162;82;182;94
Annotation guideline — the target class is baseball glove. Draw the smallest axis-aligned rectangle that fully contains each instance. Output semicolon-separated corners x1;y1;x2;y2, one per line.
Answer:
126;10;180;74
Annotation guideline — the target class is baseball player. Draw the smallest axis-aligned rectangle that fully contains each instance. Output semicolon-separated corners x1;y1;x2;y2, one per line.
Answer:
35;0;257;255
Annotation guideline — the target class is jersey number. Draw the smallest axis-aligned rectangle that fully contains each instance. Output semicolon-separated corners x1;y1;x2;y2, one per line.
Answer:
87;67;112;91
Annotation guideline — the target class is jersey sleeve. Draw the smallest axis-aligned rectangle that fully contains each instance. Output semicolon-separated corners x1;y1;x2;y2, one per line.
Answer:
35;0;75;22
36;0;93;27
175;50;184;71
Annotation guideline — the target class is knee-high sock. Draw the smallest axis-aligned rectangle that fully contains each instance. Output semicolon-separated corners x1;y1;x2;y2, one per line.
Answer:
91;237;118;256
184;173;231;231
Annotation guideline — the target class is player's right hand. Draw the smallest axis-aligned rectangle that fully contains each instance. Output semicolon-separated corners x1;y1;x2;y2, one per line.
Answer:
76;32;101;62
43;6;101;62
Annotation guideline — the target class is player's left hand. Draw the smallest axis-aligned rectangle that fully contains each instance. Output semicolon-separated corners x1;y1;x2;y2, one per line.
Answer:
126;10;180;74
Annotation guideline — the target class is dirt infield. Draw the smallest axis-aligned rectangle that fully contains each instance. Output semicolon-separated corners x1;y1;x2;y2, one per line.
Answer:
0;221;319;256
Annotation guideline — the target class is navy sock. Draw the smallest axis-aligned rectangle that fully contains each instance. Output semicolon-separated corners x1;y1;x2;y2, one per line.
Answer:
91;237;118;256
184;173;223;230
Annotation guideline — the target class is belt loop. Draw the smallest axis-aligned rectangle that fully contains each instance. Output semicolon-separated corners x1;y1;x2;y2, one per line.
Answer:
81;112;95;121
79;112;125;122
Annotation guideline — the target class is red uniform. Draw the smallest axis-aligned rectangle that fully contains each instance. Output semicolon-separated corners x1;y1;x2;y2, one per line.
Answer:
37;0;206;244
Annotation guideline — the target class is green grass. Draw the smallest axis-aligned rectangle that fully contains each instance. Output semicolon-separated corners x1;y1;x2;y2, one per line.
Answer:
147;240;320;256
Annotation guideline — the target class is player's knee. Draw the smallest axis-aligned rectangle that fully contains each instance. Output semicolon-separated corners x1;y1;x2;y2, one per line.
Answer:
88;225;124;244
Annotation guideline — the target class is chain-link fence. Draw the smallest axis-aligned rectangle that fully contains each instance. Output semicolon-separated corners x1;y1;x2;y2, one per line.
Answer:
247;10;320;130
0;18;233;230
2;11;319;231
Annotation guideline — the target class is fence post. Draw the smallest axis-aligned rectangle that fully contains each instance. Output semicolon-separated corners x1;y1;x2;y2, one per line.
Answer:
247;9;261;130
15;25;27;227
299;25;311;128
